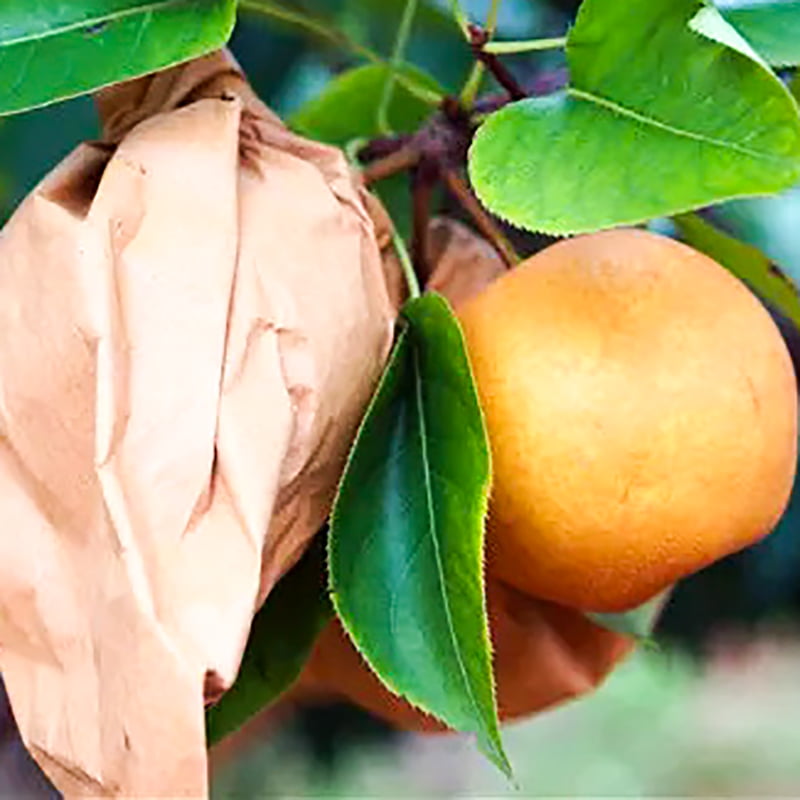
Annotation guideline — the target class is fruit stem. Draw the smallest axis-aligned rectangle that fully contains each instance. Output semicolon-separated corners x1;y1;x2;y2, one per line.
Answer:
483;36;568;54
392;229;422;300
440;168;520;267
377;0;421;135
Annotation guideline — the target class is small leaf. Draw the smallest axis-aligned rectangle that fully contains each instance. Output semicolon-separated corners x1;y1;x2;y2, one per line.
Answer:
329;293;510;777
587;591;670;641
205;535;333;745
469;0;800;235
718;0;800;67
289;63;442;145
0;0;236;116
673;211;800;329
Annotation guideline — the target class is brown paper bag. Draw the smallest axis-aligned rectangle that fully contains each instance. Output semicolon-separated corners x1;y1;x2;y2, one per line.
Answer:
0;51;393;797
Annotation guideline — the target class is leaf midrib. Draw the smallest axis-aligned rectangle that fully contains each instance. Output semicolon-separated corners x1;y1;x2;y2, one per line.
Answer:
568;85;794;165
412;346;485;731
0;0;192;48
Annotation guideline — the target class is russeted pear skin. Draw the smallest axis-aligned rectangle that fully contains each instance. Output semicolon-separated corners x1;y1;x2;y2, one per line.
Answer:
458;229;798;612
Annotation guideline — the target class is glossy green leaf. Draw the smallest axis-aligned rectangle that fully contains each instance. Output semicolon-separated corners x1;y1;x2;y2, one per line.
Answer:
329;293;509;776
673;211;800;328
0;0;236;116
718;0;800;67
469;0;800;235
588;591;670;641
206;535;333;745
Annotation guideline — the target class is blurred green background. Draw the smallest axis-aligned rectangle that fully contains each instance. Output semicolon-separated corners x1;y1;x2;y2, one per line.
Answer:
3;0;800;795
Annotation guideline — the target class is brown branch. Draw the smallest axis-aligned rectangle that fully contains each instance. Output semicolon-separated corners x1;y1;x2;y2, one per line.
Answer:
361;144;421;184
411;162;438;282
468;24;526;102
440;168;520;268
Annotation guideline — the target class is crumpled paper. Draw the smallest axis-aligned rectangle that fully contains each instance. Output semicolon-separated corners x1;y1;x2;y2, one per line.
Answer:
293;219;633;730
0;51;394;797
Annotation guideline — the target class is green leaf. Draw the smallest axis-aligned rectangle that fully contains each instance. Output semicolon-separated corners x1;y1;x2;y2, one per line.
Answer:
718;0;800;67
205;535;333;745
587;591;669;641
673;211;800;328
290;62;441;144
469;0;800;235
329;293;510;777
0;0;236;116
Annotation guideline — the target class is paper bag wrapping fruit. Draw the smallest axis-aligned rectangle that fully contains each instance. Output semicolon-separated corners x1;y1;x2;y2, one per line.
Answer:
0;51;394;796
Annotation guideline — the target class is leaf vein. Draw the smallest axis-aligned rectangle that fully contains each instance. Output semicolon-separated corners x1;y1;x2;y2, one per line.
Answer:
568;86;789;165
412;345;484;731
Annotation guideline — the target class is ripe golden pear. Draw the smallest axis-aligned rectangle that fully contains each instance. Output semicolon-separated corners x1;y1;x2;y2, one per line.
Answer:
457;229;798;612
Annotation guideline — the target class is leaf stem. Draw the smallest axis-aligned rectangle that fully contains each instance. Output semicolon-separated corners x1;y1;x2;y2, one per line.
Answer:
485;0;502;36
483;36;567;54
459;62;486;107
392;229;421;299
458;0;500;108
377;0;421;135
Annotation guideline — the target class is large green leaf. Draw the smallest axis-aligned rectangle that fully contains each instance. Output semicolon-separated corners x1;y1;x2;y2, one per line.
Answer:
469;0;800;235
205;535;333;745
329;293;509;776
0;0;236;116
673;212;800;329
718;0;800;67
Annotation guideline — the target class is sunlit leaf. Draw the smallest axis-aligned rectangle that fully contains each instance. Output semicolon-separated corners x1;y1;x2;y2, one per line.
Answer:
469;0;800;235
